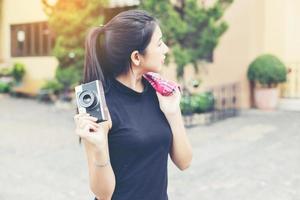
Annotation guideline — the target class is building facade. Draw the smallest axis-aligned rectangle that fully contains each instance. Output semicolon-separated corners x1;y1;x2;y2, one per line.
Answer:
1;0;300;108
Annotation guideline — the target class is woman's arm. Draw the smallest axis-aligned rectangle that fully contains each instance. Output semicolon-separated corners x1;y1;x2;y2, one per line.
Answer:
83;136;115;200
74;112;115;200
166;111;193;171
155;88;193;171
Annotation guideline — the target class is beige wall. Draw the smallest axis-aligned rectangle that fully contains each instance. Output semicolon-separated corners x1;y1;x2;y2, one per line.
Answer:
1;0;300;104
0;0;58;94
263;0;285;58
284;0;300;62
9;57;58;94
263;0;300;62
165;0;266;108
0;0;4;62
162;0;300;108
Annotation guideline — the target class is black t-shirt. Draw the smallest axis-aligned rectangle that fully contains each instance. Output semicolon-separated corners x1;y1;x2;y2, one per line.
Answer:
95;76;173;200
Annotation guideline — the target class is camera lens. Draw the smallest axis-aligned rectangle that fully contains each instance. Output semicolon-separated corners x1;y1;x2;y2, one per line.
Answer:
79;90;98;108
83;94;92;104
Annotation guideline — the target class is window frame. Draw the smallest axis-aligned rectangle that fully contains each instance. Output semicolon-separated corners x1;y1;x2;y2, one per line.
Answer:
10;21;54;57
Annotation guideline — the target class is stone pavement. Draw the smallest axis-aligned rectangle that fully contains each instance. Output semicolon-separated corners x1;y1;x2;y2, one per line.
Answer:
0;95;300;200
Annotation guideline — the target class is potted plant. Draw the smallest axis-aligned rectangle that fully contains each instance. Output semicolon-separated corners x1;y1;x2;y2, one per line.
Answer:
0;67;13;94
11;62;26;84
0;82;11;93
247;54;287;110
0;67;14;86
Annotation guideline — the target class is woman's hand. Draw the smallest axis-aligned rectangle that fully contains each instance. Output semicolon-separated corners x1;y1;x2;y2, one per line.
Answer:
74;107;112;150
156;87;181;117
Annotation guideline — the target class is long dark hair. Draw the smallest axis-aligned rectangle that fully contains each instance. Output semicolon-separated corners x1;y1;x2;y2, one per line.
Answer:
83;9;158;86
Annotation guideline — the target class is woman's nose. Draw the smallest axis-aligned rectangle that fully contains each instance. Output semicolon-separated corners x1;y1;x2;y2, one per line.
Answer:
164;43;169;54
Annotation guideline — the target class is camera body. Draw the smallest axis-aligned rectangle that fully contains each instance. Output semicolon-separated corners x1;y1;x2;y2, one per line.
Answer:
75;80;108;123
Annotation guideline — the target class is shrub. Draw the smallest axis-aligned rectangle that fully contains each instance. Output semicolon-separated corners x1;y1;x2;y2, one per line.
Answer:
41;79;64;94
0;82;11;93
247;54;287;88
180;95;194;115
190;92;215;113
55;66;81;90
180;92;215;115
11;62;26;82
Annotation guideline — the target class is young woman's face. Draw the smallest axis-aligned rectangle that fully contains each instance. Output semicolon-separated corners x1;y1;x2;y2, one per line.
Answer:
140;25;169;73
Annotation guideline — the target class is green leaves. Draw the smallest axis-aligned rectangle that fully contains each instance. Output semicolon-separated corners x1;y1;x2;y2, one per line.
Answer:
0;82;11;93
180;92;215;115
173;45;192;78
55;66;82;89
41;79;64;94
247;54;287;88
42;0;107;90
140;0;233;80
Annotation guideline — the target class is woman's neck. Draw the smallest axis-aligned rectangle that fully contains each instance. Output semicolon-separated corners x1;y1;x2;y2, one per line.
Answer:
115;72;145;93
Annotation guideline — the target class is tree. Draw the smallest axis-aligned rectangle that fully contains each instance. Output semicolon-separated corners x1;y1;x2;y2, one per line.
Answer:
42;0;107;92
139;0;233;82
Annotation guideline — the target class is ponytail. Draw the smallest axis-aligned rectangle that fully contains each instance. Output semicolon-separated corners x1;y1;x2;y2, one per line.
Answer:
83;26;107;84
83;10;158;85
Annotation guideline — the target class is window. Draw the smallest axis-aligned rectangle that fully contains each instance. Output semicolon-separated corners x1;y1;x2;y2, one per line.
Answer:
11;21;55;57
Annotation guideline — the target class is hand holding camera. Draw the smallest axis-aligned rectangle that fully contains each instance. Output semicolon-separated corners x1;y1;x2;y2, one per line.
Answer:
74;80;112;149
74;111;112;149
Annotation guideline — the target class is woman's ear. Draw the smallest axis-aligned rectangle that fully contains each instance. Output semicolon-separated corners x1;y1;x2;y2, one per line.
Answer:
130;50;141;66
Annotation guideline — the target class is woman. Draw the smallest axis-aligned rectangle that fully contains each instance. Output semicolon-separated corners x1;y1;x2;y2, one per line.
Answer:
74;10;193;200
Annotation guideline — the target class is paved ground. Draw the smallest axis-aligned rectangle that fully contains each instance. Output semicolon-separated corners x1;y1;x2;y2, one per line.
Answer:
0;95;300;200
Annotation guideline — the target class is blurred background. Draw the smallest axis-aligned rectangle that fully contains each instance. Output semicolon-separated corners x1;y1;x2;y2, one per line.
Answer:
0;0;300;199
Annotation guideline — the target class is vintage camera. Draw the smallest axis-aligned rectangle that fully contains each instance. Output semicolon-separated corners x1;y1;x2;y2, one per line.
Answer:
75;80;108;123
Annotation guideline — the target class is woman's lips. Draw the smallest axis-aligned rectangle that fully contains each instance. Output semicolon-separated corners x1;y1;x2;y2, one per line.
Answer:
162;56;166;63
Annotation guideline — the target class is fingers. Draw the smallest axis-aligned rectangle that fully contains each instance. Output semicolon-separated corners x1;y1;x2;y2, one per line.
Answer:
156;91;162;98
75;122;99;138
74;112;110;149
74;113;97;122
80;116;98;123
74;113;100;136
170;87;181;97
81;119;100;129
74;114;97;126
83;122;99;132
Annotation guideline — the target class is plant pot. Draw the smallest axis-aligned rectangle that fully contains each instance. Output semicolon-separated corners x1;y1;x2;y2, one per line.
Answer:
254;87;279;110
